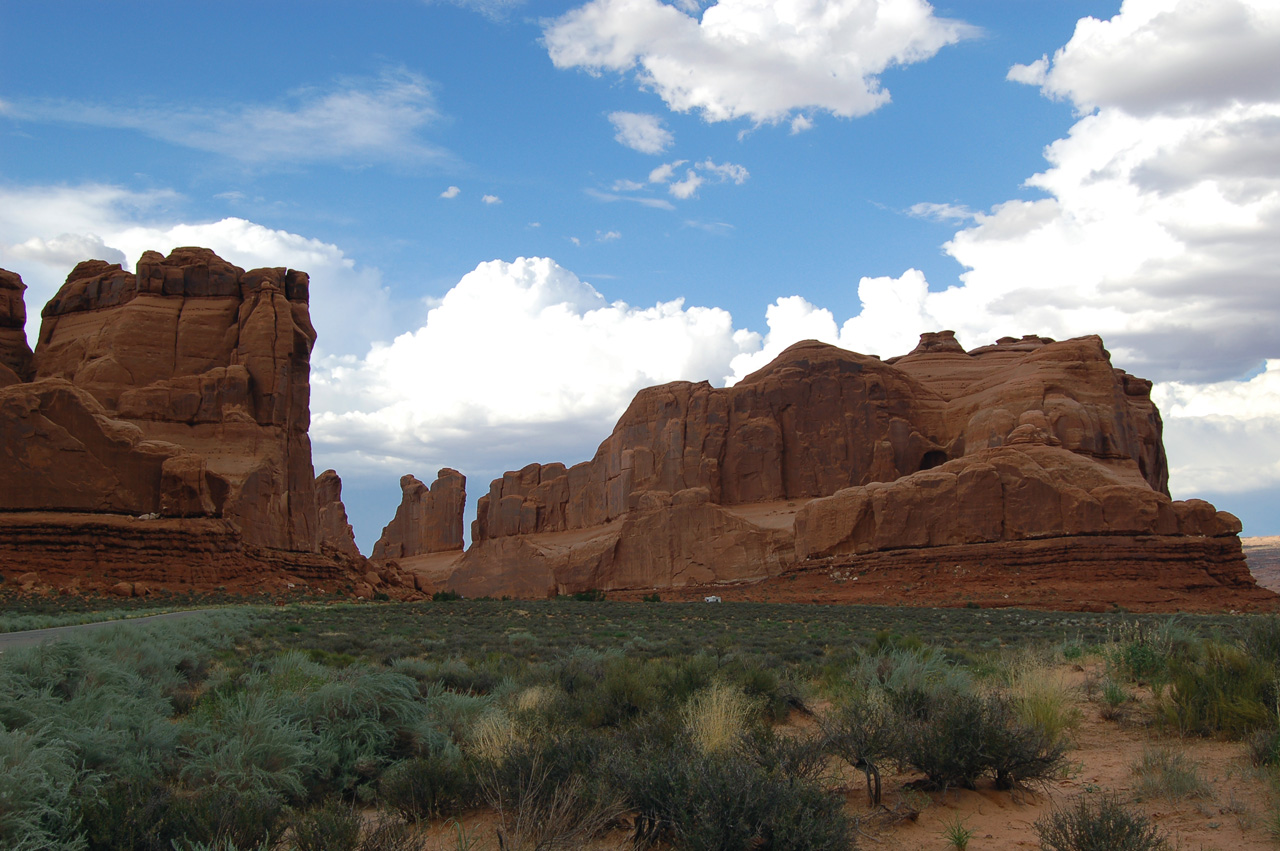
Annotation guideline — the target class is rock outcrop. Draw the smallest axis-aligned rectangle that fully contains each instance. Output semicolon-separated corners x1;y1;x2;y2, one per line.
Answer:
0;269;34;384
0;249;403;597
372;469;467;560
317;469;363;561
432;334;1272;611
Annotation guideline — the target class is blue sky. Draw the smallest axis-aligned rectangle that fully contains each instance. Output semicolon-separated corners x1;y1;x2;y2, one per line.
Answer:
3;0;1277;550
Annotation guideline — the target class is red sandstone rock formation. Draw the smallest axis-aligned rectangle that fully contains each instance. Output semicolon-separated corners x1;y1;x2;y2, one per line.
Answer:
0;269;34;384
0;249;403;597
436;334;1271;611
372;469;467;561
317;469;363;561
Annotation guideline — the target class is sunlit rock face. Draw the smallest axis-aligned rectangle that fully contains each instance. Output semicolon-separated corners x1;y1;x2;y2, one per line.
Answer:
433;334;1269;612
0;249;398;596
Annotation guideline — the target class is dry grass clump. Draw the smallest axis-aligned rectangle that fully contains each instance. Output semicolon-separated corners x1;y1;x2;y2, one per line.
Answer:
1131;745;1211;801
1005;657;1082;745
469;710;521;763
682;680;755;755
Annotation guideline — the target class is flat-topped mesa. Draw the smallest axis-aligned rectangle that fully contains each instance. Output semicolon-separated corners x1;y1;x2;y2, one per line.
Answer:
441;332;1268;610
0;268;34;384
372;469;467;561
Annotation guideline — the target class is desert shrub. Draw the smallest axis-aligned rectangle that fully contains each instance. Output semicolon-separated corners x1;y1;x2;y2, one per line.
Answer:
289;799;362;851
849;645;972;720
1156;640;1275;737
614;737;852;851
478;731;624;851
820;690;897;805
180;690;311;801
982;694;1069;790
0;728;87;851
164;787;285;851
358;813;424;851
1250;728;1280;766
379;745;479;822
898;688;990;790
1243;615;1280;666
1034;793;1168;851
1131;746;1210;801
80;773;180;851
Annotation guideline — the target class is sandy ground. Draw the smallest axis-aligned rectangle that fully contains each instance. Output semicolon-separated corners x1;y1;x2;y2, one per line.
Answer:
404;661;1279;850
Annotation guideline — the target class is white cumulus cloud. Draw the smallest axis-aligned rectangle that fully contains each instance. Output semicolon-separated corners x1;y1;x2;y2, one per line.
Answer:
482;194;502;204
310;257;754;479
0;184;391;358
608;111;674;153
440;186;461;199
544;0;974;124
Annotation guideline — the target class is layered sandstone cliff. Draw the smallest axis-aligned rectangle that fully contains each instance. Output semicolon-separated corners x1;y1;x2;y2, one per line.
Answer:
0;249;394;596
437;334;1271;610
369;470;468;592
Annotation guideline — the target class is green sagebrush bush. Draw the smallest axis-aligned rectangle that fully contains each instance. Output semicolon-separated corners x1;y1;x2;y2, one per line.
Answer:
828;646;1065;793
1034;793;1168;851
0;727;88;851
0;612;252;851
289;798;362;851
379;742;480;822
615;732;853;851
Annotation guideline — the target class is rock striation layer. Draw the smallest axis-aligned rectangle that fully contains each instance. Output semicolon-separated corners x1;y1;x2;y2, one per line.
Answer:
0;249;407;597
432;334;1271;611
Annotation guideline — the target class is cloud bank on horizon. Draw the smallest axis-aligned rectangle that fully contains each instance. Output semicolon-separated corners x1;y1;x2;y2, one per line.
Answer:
1;0;1277;543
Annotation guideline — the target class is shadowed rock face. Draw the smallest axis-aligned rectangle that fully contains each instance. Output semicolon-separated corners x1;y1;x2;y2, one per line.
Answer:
372;469;467;561
0;269;34;384
0;248;397;596
431;334;1269;610
317;469;362;561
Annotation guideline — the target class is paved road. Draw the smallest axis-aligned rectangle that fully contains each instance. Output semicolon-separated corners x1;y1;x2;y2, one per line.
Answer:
0;610;209;653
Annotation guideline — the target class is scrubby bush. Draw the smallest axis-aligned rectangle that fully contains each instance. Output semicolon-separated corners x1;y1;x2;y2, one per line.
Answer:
1131;746;1209;801
289;799;362;851
1034;793;1168;851
1156;640;1276;737
615;733;853;851
379;745;479;822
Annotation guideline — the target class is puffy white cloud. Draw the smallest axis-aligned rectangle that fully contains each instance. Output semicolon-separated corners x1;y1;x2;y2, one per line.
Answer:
7;69;444;167
1026;0;1280;115
669;170;704;199
608;111;674;153
648;161;684;183
596;230;622;241
789;114;814;134
725;270;932;382
544;0;973;124
482;194;502;204
0;183;391;358
440;186;461;199
310;257;754;478
698;158;749;184
646;157;748;198
1156;361;1280;494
